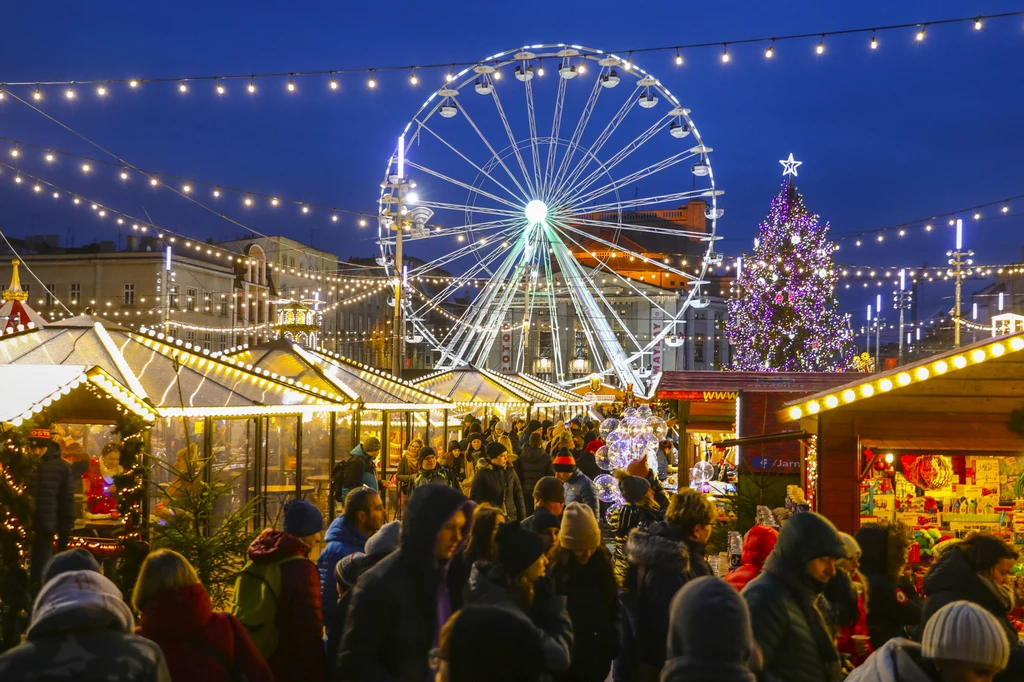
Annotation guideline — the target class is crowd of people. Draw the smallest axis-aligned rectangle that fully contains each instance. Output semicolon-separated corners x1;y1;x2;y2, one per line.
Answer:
5;417;1023;682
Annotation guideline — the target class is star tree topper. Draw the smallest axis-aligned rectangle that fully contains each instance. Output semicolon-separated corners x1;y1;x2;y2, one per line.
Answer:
779;153;802;177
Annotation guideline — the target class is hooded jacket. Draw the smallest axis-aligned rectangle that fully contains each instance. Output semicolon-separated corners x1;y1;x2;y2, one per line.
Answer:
32;442;74;536
517;444;554;515
138;583;273;682
471;457;526;521
621;521;693;672
563;469;598;516
245;529;324;682
339;443;379;500
845;639;940;682
465;562;574;673
742;512;845;682
337;484;476;682
855;523;920;651
0;570;171;682
318;515;368;643
725;525;778;592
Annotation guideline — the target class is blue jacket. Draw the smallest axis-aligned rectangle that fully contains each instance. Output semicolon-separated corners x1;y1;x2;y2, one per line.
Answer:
564;469;598;516
317;515;368;644
339;445;379;502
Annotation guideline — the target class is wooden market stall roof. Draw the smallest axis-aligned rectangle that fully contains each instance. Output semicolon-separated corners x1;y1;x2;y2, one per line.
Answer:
0;364;157;425
0;316;354;417
780;331;1024;423
413;366;536;408
513;373;590;407
220;340;454;410
496;373;589;409
658;371;870;399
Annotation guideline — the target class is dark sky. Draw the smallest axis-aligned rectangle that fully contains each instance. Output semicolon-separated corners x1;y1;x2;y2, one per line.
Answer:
0;0;1022;343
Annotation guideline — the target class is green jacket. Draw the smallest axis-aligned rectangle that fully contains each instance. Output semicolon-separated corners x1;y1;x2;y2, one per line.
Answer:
742;513;846;682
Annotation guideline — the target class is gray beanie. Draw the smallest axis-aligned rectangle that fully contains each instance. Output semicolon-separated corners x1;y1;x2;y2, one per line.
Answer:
922;601;1010;670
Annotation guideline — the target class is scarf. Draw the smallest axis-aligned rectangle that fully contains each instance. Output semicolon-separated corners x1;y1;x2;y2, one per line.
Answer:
764;553;842;682
981;575;1015;610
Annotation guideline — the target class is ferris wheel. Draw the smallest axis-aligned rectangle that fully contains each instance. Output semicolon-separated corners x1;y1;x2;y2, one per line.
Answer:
378;44;722;393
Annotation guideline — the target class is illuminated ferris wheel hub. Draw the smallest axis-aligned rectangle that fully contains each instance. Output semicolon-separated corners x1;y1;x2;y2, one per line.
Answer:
377;44;722;393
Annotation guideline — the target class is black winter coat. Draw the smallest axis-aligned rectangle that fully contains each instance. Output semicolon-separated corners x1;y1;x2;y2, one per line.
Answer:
517;445;554;514
470;458;526;521
854;524;921;650
549;548;620;682
609;504;663;585
32;444;74;537
920;547;1024;682
336;485;475;682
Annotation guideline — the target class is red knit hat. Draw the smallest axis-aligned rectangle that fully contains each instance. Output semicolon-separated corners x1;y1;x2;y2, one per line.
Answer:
552;448;576;473
584;439;605;454
626;457;649;478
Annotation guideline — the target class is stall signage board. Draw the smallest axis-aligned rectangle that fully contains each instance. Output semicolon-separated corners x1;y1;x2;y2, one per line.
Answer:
500;325;512;372
664;390;739;402
975;458;1000;486
651;308;664;375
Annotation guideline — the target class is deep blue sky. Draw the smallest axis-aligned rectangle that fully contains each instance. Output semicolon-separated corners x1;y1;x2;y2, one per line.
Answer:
0;0;1022;338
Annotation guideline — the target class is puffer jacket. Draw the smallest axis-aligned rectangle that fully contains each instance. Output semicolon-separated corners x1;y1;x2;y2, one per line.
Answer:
563;469;598;516
317;515;367;644
138;583;272;682
725;525;778;592
517;445;554;515
242;529;324;682
609;503;663;586
465;561;574;673
470;458;526;521
845;638;939;682
742;512;845;682
32;443;74;536
856;523;921;651
0;570;171;681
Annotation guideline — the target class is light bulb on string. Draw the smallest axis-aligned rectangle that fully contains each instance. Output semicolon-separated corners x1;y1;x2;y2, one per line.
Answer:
1003;203;1010;213
331;212;339;222
45;153;54;162
178;82;187;93
120;169;128;180
409;70;418;85
765;40;774;58
870;32;878;49
129;80;139;88
368;71;377;89
97;84;107;96
675;50;683;65
216;81;225;95
287;77;296;92
359;219;367;227
537;61;545;76
271;197;279;206
721;44;731;63
916;26;926;41
247;79;256;94
81;163;91;173
974;17;983;30
65;87;75;99
149;176;158;186
182;184;191;193
816;36;825;54
32;87;42;101
329;74;338;90
244;195;253;207
624;52;633;70
213;189;221;198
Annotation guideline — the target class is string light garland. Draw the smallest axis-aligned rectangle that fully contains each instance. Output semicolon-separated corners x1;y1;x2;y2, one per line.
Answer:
0;11;1018;96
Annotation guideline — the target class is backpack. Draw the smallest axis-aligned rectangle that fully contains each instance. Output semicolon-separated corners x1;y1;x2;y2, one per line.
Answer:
230;555;305;659
331;456;367;502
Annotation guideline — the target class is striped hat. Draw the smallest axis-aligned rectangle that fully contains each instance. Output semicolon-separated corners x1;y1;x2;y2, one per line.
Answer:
552;448;576;473
922;600;1010;670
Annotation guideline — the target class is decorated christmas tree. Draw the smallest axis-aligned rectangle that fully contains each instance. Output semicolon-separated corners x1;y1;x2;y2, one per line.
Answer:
727;156;855;371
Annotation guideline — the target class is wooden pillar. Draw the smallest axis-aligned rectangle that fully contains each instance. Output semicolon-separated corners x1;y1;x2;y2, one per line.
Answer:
294;415;304;499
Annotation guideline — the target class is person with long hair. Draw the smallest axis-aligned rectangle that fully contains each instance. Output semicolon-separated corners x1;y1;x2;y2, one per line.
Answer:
395;438;423;499
134;549;272;682
547;503;619;682
463;503;506;566
855;521;919;650
465;521;573;674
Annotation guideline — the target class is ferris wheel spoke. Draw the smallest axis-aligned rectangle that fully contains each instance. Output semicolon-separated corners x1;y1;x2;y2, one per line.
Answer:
406;223;522;276
458;101;532;201
557;114;672;206
549;69;606;202
381;218;521;246
415;119;524;204
540;243;567;382
542;76;569;197
405;161;523;211
486;79;536;197
570;152;699;209
524;80;544;193
568;215;709;239
555;85;641;200
547;218;678;316
550;219;699;282
414;200;522;219
575;190;710;216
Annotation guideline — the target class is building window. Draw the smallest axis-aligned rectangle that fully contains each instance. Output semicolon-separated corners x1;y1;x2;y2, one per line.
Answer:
123;283;135;306
70;283;81;305
713;336;721;367
695;312;706;320
45;284;56;308
169;285;180;309
219;334;227;351
202;333;212;351
694;334;705;363
219;297;229;316
185;330;196;345
186;287;198;312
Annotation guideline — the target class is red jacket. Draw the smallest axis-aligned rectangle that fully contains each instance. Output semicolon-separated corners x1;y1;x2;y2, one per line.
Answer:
83;459;119;515
138;583;272;682
724;525;778;592
836;577;871;666
247;528;326;682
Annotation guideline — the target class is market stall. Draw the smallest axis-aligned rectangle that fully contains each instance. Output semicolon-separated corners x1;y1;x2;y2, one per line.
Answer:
413;366;536;441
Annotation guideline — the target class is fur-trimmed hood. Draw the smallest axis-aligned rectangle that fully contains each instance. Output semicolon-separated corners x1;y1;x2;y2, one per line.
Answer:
855;522;910;581
625;521;690;573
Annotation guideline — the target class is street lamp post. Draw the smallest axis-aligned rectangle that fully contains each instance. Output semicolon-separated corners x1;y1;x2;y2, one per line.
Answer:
947;218;974;348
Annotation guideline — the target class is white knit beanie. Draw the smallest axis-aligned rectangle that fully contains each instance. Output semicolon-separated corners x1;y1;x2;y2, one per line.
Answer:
922;600;1010;670
558;502;601;552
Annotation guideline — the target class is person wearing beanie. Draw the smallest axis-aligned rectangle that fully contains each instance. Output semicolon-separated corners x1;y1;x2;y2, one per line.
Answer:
548;503;620;682
338;485;475;681
827;531;871;667
742;512;847;682
522;476;565;549
521;419;544;451
443;440;476;497
625;456;669;509
335;436;381;503
318;488;384;651
608;469;663;586
661;577;760;682
435;605;545;682
233;498;324;682
854;521;920;652
41;547;102;585
553;448;598;516
724;525;778;593
465;521;574;674
847;600;1010;682
622;489;717;679
412;446;454;492
470;440;526;521
919;533;1023;682
464;433;486;465
518;431;555;516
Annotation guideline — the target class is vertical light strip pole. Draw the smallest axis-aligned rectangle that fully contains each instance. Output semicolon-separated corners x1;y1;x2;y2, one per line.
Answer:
875;293;882;370
947;218;974;348
866;304;872;358
391;135;407;376
163;245;172;336
895;268;912;366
